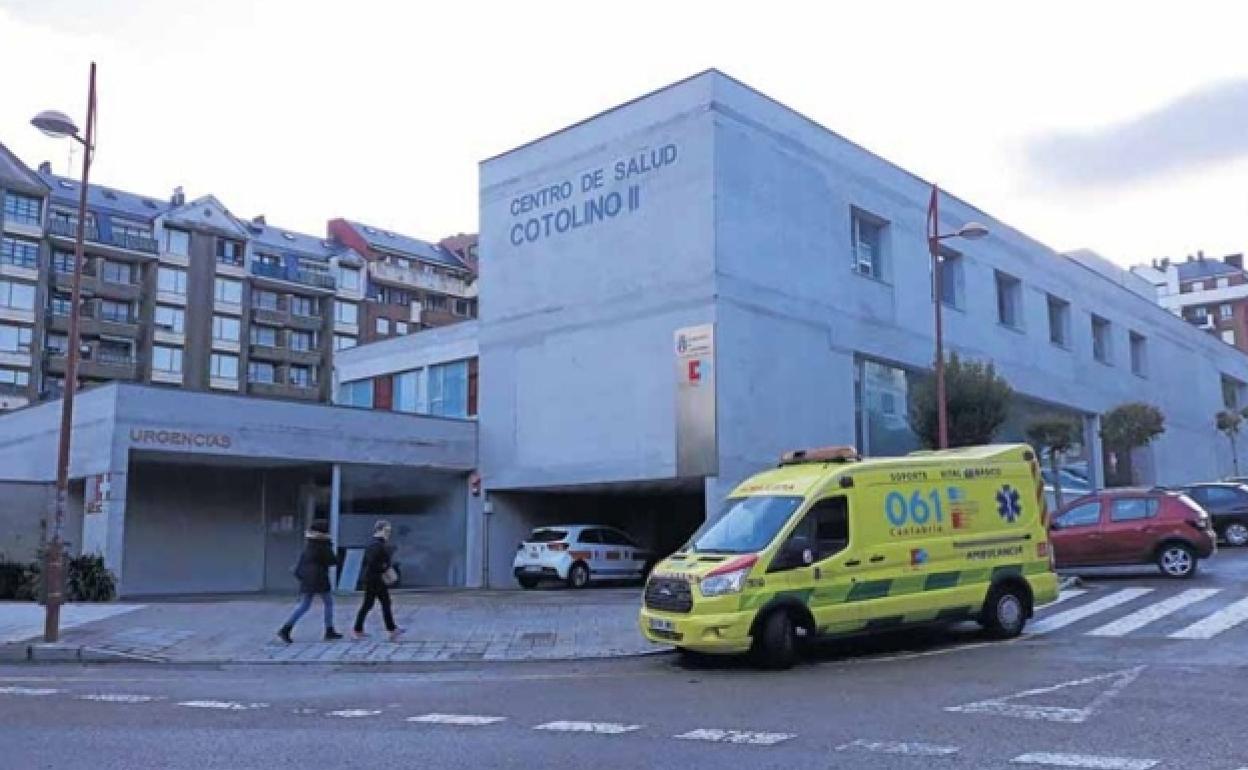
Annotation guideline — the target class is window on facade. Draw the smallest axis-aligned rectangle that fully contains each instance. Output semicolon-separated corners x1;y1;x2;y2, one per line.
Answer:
336;266;360;291
253;290;280;311
0;367;30;388
0;237;39;269
1047;294;1071;347
395;321;409;335
290;296;317;317
3;192;42;226
1129;332;1147;377
855;357;924;457
1092;315;1112;363
211;353;239;380
163;228;190;257
216;238;243;265
334;300;358;326
937;249;963;309
52;250;76;273
50;208;94;231
45;333;68;354
337;379;373;409
214;277;243;304
0;324;33;353
1218;277;1231;289
155;305;186;334
1192;281;1205;291
100;260;134;285
289;365;314;387
1223;330;1237;346
152;345;183;374
158;266;187;295
996;271;1023;328
393;369;423;413
1222;376;1244;410
98;299;133;323
453;298;473;317
49;291;73;316
1220;304;1234;320
113;221;152;242
212;315;240;343
334;334;357;351
428;360;469;418
376;317;391;335
424;293;448;312
289;330;315;352
250;324;279;347
1;281;36;311
248;361;276;384
850;209;886;280
96;340;133;364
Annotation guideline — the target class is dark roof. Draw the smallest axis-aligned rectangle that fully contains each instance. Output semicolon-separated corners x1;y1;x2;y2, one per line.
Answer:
37;169;169;223
247;220;349;264
1177;259;1242;282
0;142;48;196
345;220;469;271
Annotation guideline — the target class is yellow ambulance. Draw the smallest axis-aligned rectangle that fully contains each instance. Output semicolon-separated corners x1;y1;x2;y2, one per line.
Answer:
640;444;1058;668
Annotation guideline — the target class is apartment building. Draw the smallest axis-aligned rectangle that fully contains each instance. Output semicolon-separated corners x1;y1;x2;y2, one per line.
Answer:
0;145;48;410
328;219;477;343
1132;252;1248;352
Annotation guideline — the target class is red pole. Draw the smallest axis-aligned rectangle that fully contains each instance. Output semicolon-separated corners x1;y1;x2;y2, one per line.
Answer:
44;62;96;643
930;183;949;450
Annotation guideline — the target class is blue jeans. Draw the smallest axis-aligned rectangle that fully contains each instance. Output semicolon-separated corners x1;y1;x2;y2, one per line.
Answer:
285;592;335;629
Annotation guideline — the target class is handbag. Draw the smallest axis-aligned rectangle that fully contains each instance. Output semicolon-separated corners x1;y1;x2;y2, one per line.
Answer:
381;567;399;587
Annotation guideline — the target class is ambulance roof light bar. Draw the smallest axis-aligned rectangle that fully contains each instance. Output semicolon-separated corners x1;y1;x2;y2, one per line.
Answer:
780;446;860;466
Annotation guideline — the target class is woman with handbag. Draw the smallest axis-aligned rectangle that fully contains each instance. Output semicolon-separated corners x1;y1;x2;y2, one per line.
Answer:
352;519;405;641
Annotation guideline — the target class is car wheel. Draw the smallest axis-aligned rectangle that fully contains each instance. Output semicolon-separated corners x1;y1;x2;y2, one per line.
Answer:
517;576;539;589
1223;522;1248;547
751;610;798;670
981;584;1027;639
1157;543;1196;579
566;562;591;589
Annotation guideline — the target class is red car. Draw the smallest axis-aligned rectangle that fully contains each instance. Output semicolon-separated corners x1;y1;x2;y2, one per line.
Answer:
1050;489;1216;578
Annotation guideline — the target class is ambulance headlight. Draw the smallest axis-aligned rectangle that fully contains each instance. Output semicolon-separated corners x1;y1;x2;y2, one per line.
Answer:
698;555;758;598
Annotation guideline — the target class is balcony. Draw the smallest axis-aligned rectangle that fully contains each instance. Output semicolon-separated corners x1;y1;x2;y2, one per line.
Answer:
249;380;321;402
368;260;473;296
47;301;141;338
248;343;289;362
53;267;142;302
250;305;289;325
250;261;336;291
287;346;324;366
45;351;141;381
48;218;159;256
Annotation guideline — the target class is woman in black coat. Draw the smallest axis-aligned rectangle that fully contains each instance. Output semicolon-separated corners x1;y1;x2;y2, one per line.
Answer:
277;519;342;643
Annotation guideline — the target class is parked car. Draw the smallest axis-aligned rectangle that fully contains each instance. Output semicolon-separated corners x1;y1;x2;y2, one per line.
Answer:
1179;483;1248;547
513;525;654;589
1050;489;1215;578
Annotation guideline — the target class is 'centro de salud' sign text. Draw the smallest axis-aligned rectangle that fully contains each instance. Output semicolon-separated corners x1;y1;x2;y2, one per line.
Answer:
508;144;678;247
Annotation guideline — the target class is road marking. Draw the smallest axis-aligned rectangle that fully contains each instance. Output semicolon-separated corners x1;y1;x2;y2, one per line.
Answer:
1011;751;1157;769
407;713;506;726
945;665;1145;724
0;686;59;695
76;693;160;703
837;739;959;756
534;721;641;735
1087;589;1220;637
177;700;268;711
1169;595;1248;639
1045;589;1088;607
1029;588;1153;635
674;728;795;745
328;709;382;718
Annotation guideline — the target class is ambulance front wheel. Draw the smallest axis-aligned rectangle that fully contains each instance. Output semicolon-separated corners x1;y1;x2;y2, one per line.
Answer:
752;610;798;670
981;584;1028;639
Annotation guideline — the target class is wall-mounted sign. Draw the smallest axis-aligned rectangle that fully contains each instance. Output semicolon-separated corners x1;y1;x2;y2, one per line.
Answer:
675;324;717;477
129;429;233;449
85;473;111;515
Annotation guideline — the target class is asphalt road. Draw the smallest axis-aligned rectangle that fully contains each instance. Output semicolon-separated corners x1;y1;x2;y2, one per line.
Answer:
4;551;1248;770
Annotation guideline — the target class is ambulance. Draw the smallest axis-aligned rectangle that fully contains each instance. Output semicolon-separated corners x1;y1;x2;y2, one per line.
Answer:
639;444;1058;668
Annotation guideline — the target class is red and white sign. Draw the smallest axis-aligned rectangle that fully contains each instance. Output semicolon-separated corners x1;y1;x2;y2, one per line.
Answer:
85;473;111;515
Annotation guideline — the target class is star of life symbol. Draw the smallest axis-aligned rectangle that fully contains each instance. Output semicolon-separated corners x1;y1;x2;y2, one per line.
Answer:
996;485;1022;523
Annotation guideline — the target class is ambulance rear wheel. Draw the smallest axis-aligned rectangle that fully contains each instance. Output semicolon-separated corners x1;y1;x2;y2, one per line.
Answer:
753;610;798;670
981;584;1027;639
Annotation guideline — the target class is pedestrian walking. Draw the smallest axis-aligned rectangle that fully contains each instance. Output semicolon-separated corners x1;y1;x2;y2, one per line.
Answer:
277;519;342;643
353;519;405;641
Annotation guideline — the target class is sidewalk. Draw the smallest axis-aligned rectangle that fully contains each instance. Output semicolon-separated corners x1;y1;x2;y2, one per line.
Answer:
0;588;665;665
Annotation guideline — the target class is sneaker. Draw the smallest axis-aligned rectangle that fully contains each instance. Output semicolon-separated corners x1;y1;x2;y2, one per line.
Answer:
351;630;369;640
324;629;343;641
388;627;406;642
277;626;293;645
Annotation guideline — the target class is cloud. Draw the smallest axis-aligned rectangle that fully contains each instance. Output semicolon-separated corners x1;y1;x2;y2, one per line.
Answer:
1025;79;1248;187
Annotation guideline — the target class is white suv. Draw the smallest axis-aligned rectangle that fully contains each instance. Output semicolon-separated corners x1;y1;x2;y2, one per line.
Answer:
513;525;653;589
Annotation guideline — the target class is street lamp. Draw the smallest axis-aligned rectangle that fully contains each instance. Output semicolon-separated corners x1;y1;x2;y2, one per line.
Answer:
31;62;97;643
927;183;988;450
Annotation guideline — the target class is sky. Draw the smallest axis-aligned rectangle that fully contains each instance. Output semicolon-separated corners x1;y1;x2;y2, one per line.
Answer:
1;0;1246;266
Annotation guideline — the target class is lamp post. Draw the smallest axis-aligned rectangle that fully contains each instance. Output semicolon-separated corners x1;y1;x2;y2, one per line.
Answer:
927;184;988;450
31;62;96;643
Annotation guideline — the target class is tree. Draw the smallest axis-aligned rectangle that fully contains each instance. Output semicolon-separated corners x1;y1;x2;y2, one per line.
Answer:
1100;403;1166;486
1026;417;1082;509
1215;408;1248;477
908;353;1013;449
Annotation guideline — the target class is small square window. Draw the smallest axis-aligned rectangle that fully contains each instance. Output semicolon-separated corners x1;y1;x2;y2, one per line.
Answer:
1222;329;1236;346
850;209;887;281
1220;304;1234;320
996;271;1023;329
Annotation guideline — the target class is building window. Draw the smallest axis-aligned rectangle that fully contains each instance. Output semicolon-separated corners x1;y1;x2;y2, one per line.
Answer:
995;271;1023;329
1130;332;1147;377
395;321;409;335
52;250;76;273
1218;277;1231;289
936;250;963;310
334;300;358;326
850;209;887;280
289;330;315;352
428;360;469;418
113;221;151;242
1221;304;1234;320
289;365;314;387
336;266;360;291
424;293;448;312
3;192;42;226
96;340;133;364
376;317;391;335
0;367;30;388
100;260;135;285
49;292;73;316
338;379;373;408
253;289;280;311
211;353;239;381
212;315;240;343
0;323;33;353
1047;294;1071;347
214;277;243;304
290;296;317;317
1192;281;1205;292
0;236;40;269
98;299;134;323
1223;376;1245;409
216;238;243;266
1092;314;1112;364
152;345;183;374
155;305;186;334
1223;330;1237;346
0;280;36;311
158;266;187;296
250;324;279;347
163;228;190;257
45;332;68;354
248;361;276;384
334;334;356;351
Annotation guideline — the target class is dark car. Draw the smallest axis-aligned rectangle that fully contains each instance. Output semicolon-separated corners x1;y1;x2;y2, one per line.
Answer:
1050;489;1215;578
1179;483;1248;547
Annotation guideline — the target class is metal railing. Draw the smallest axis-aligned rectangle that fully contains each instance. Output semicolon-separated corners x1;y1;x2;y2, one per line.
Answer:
250;260;336;290
48;218;159;254
368;260;472;296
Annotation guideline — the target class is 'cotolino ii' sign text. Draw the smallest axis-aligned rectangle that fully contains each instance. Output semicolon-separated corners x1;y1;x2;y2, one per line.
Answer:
507;144;678;247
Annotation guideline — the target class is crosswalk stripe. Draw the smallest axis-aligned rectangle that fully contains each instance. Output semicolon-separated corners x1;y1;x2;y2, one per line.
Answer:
1029;588;1153;635
837;739;959;756
407;713;506;726
1045;589;1087;607
1169;595;1248;639
1011;751;1157;769
674;728;795;745
1087;589;1221;637
534;721;641;734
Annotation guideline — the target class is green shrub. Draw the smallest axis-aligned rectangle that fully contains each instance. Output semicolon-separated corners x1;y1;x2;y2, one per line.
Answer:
6;550;117;603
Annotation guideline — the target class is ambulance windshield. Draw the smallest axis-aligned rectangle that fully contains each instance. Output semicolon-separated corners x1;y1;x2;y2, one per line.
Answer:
687;495;804;554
